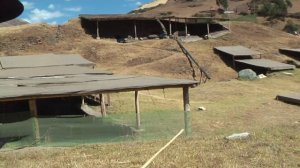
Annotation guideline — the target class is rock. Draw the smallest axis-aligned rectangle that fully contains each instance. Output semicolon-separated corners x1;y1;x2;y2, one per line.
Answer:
225;132;250;140
198;106;206;111
258;74;267;79
282;72;294;76
238;69;257;80
148;34;159;39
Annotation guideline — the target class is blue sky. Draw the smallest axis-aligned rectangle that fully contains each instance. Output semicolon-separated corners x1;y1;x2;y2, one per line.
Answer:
19;0;152;24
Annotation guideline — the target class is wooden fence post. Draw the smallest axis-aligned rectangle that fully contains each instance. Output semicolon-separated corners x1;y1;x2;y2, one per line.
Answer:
135;91;141;129
183;86;191;135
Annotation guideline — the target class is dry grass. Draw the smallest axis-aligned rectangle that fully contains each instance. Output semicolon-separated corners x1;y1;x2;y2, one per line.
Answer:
0;70;299;168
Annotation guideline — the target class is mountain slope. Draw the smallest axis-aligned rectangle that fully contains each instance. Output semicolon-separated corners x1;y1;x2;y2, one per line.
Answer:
0;19;299;81
0;19;28;27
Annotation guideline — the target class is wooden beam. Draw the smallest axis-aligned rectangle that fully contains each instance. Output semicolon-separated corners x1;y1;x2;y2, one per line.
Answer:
183;86;191;135
169;18;172;36
135;91;141;129
96;21;100;40
28;99;38;117
207;23;210;37
100;94;107;117
185;19;188;36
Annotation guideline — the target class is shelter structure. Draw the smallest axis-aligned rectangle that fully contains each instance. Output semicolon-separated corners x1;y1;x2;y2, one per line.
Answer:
279;48;300;61
0;54;198;136
79;14;227;40
277;93;300;105
235;59;295;72
214;45;261;68
214;45;295;73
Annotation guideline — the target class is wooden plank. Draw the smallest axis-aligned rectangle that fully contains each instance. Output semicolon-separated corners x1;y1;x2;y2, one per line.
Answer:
183;86;191;135
141;129;184;168
135;91;141;129
28;99;38;117
100;94;107;117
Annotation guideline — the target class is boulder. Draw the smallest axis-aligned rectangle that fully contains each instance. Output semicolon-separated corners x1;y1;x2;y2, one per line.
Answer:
238;69;257;80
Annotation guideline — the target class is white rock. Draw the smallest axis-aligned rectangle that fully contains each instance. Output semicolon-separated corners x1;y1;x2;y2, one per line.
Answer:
282;72;294;76
258;74;267;79
226;132;250;140
198;106;206;111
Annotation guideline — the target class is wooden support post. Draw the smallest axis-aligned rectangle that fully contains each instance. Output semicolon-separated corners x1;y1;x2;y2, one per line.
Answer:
135;91;141;130
100;94;107;117
232;56;236;69
96;21;100;40
28;99;38;117
185;19;188;36
183;86;191;135
169;18;172;36
207;23;210;37
106;94;111;106
134;21;138;40
32;117;41;142
28;99;40;141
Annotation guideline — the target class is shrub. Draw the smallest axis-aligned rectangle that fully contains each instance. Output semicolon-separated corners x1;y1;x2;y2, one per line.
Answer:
283;20;299;34
257;0;293;20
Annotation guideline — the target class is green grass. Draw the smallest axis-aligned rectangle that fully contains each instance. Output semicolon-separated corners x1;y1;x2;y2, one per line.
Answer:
233;14;257;22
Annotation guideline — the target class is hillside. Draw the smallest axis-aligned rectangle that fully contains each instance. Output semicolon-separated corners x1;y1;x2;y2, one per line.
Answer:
135;0;300;17
0;19;28;28
0;19;299;81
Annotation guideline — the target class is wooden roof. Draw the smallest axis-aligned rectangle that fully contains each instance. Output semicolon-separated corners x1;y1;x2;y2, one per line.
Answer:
79;14;227;24
0;54;95;70
0;54;198;102
235;59;296;71
214;46;261;57
79;14;158;21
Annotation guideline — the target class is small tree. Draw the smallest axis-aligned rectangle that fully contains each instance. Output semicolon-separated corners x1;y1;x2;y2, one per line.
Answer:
258;0;293;20
284;20;299;34
216;0;229;10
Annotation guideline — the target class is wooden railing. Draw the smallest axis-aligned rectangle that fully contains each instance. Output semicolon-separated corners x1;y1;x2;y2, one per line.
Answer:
176;39;211;83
